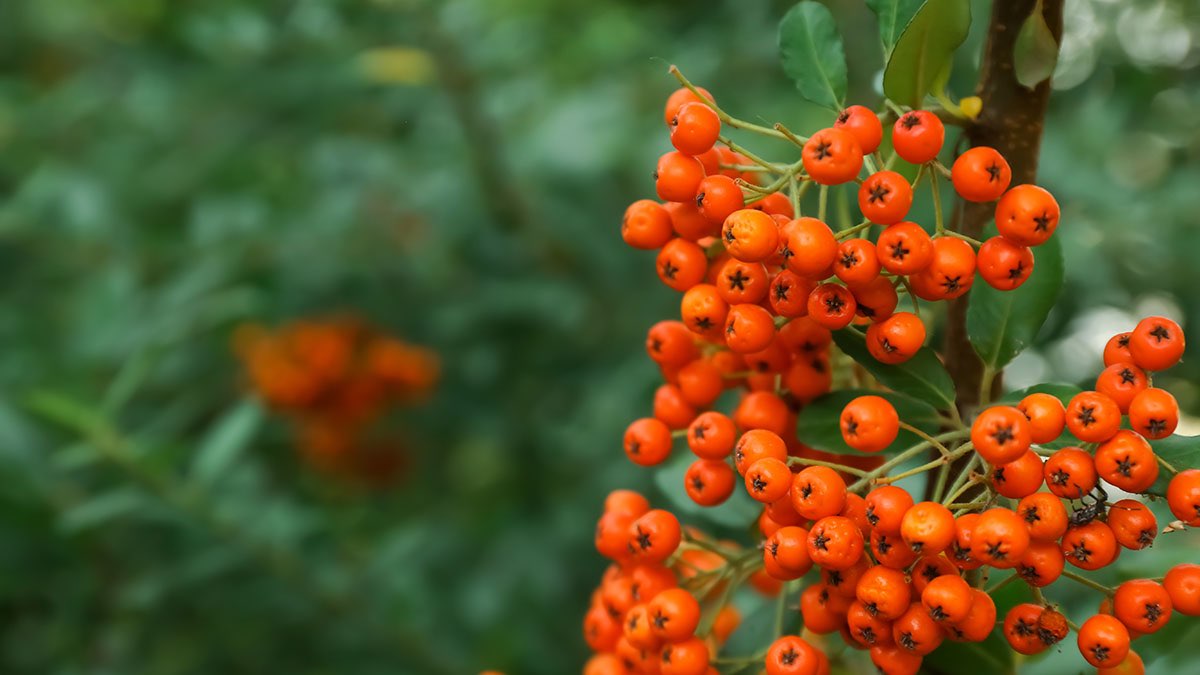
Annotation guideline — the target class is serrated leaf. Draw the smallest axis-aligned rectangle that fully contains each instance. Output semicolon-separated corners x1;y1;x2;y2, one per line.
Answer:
189;398;263;487
883;0;971;108
778;1;847;111
654;452;760;529
967;234;1065;370
796;389;941;456
833;329;957;411
1013;0;1059;89
865;0;925;57
1147;435;1200;497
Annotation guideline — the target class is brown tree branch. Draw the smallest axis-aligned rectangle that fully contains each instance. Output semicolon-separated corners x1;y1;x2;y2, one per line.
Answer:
943;0;1065;410
927;1;1065;517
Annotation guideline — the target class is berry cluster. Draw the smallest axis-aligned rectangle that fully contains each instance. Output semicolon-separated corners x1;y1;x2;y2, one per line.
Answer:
625;86;1059;371
234;317;438;483
585;70;1198;675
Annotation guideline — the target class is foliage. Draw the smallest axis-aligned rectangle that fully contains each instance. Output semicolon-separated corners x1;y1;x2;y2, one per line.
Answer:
0;1;1197;674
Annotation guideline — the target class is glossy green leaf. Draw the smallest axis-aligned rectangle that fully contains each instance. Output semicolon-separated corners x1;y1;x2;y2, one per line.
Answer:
796;389;941;456
865;0;925;57
189;398;263;487
1013;0;1059;89
833;329;957;411
1147;435;1200;496
778;1;847;111
967;234;1065;370
882;0;971;108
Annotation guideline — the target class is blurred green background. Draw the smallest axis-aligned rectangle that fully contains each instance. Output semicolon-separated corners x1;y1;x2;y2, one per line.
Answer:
1;0;1199;673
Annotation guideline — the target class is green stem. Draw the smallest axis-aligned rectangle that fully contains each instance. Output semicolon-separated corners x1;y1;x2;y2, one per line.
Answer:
899;422;957;458
978;366;997;407
836;219;874;239
1060;570;1115;596
773;122;809;148
847;430;970;492
932;460;952;502
668;65;786;140
986;573;1020;594
818;184;829;222
943;229;984;247
942;453;983;506
789;174;801;219
719;135;781;172
875;445;973;485
930;167;945;234
787;456;868;477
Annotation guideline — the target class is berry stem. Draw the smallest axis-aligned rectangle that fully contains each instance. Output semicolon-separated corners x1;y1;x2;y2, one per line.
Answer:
873;444;974;485
668;65;787;140
942;229;984;247
818;184;829;223
695;559;757;636
899;422;956;459
737;178;778;196
774;580;796;637
931;459;952;502
719;135;782;173
883;99;907;117
1060;570;1115;596
847;431;971;491
773;122;810;148
720;163;773;173
786;455;869;477
835;219;873;240
930;167;946;235
896;276;921;320
978;365;997;407
985;572;1019;594
679;532;737;559
1157;453;1179;475
789;174;801;220
942;453;984;506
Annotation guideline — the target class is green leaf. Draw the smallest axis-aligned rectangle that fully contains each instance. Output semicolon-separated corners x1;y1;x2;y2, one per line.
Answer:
833;329;957;411
1147;435;1200;496
882;0;972;108
25;390;107;436
189;398;263;487
59;489;148;533
777;1;847;111
654;451;760;529
796;389;941;456
1013;0;1059;89
998;382;1082;405
967;234;1065;370
865;0;925;57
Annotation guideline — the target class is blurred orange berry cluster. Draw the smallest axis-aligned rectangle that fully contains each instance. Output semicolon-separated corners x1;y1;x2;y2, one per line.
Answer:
233;317;439;485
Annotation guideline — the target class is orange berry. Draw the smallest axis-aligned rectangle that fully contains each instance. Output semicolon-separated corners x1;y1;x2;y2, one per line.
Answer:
803;127;864;185
995;184;1059;247
951;146;1011;202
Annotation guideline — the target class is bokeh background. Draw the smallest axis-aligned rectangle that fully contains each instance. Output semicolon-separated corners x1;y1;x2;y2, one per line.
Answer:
1;0;1199;673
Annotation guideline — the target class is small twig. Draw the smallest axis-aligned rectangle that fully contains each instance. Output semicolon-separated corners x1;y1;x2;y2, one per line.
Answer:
1060;570;1115;596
